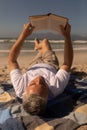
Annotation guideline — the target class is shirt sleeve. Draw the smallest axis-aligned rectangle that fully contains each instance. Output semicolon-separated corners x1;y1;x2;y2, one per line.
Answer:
10;69;28;98
49;69;70;97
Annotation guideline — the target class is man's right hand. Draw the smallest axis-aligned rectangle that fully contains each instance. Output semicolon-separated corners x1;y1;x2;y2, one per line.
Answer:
20;23;35;40
8;23;34;71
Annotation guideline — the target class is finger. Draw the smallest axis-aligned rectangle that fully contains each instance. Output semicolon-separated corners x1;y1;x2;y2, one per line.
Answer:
24;24;26;27
59;25;63;28
23;23;31;29
59;25;65;33
30;26;35;33
59;25;64;30
65;23;71;30
26;23;31;28
35;38;39;44
23;23;29;29
28;24;35;31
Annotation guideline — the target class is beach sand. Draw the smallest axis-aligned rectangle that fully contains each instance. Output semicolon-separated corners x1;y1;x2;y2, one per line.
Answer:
0;49;87;83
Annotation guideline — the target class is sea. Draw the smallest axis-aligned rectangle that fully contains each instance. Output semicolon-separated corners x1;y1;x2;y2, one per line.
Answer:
0;38;87;56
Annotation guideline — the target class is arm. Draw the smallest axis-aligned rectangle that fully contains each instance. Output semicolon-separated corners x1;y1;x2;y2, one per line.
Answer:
8;23;34;71
60;23;73;72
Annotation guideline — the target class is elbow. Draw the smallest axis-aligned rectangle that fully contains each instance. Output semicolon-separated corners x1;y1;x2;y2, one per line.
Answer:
8;57;13;71
8;54;19;71
8;52;17;64
64;60;73;70
65;52;74;69
8;54;14;66
8;55;12;66
63;58;73;71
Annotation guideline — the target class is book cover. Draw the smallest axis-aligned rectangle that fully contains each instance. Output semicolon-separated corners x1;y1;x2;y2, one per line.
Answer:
29;13;68;34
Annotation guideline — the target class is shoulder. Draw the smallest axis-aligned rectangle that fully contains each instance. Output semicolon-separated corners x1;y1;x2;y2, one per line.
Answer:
60;65;70;72
56;68;70;80
10;68;22;75
10;68;23;81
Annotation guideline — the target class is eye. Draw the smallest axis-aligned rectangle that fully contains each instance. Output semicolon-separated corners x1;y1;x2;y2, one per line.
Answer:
29;82;36;86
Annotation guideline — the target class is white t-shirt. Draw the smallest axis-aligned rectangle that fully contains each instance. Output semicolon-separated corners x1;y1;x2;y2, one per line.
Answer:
10;63;70;99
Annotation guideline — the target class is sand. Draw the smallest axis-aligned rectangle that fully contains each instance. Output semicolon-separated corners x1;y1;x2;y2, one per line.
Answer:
0;49;87;83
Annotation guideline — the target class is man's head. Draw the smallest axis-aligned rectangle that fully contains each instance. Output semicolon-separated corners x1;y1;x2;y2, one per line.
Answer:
22;76;49;115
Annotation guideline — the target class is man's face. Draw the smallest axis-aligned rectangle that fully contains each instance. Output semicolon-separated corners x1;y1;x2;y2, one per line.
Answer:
25;76;48;99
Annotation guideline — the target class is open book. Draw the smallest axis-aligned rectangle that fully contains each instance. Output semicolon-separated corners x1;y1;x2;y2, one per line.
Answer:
29;13;68;34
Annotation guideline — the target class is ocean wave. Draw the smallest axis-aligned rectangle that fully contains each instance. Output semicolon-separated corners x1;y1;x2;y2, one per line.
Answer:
0;39;34;43
0;50;35;53
0;39;5;42
0;39;15;43
0;47;87;53
73;40;87;43
0;39;87;43
0;39;64;43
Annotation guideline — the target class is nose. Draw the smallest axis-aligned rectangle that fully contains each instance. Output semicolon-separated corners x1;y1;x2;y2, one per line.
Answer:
36;76;45;84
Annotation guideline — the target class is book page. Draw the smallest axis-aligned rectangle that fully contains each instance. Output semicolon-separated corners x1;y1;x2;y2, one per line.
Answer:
30;15;48;31
29;13;68;34
48;14;68;34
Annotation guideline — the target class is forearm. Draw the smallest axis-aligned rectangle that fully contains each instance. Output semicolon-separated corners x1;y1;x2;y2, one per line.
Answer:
63;36;73;69
9;34;25;61
8;34;26;70
60;23;73;71
8;23;34;71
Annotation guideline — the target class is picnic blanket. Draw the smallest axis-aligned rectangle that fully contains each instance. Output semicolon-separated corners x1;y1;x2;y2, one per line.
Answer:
0;73;87;130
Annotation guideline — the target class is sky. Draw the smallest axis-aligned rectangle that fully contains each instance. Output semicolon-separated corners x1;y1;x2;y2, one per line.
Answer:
0;0;87;38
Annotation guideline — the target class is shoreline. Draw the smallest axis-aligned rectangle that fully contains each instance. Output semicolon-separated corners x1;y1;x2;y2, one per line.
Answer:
0;47;87;53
